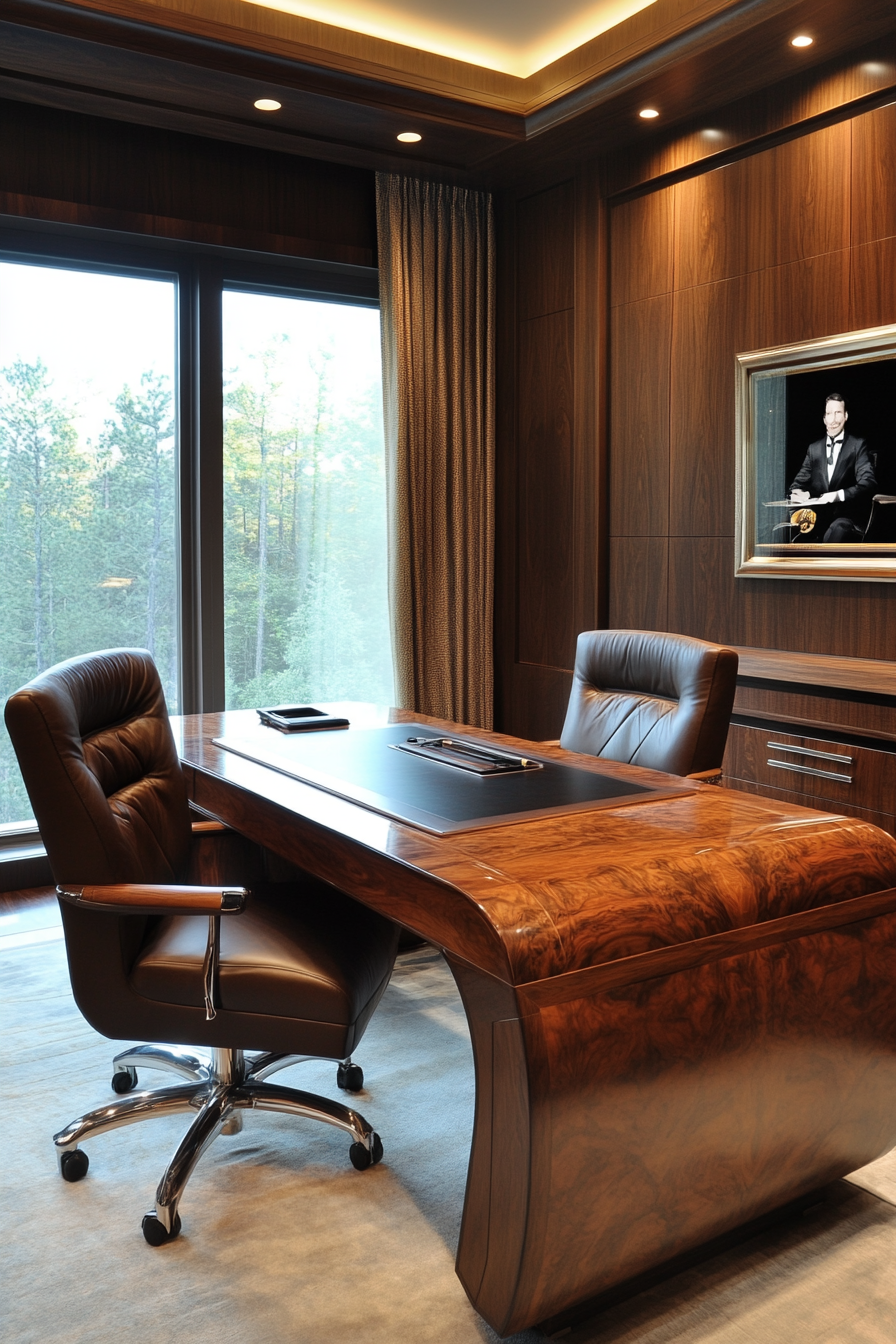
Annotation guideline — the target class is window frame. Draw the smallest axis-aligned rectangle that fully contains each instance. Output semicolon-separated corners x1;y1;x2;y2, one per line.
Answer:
0;217;379;847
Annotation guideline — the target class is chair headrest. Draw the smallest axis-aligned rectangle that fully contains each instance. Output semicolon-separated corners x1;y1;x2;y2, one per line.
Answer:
5;649;191;885
559;630;739;776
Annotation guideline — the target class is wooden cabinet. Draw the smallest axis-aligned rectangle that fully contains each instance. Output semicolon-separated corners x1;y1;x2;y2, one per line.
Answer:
722;647;896;836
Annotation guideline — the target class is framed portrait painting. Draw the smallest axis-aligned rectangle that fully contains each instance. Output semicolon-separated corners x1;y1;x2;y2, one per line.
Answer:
735;323;896;581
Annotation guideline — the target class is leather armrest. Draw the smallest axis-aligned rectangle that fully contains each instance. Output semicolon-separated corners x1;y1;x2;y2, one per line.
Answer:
57;884;247;915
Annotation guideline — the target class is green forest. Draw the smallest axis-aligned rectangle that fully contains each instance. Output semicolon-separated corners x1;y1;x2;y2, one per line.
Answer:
0;347;391;825
222;345;392;712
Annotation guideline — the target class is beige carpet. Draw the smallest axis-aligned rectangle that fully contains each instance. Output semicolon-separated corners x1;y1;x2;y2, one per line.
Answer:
3;930;896;1344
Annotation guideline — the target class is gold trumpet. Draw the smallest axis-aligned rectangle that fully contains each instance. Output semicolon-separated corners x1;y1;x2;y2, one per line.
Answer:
790;508;817;534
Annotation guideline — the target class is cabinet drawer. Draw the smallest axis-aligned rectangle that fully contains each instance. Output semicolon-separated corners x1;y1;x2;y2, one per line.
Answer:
723;722;896;812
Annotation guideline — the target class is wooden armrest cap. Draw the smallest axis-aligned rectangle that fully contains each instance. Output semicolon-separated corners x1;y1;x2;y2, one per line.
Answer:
57;884;247;914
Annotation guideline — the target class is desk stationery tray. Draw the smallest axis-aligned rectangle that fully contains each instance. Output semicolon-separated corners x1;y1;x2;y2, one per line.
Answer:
213;723;693;834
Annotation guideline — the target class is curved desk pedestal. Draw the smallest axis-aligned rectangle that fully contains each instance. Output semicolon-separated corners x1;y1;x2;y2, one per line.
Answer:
176;709;896;1336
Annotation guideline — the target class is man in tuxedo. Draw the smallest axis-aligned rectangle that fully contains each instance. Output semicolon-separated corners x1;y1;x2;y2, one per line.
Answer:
788;392;876;542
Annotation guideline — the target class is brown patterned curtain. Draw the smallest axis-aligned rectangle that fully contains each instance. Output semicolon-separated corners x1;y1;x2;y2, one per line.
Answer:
376;173;495;728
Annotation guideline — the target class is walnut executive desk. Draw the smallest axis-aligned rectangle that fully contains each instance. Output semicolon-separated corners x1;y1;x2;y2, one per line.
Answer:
175;706;896;1336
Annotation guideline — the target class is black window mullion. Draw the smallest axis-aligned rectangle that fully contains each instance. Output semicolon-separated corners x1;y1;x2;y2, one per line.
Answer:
191;259;226;713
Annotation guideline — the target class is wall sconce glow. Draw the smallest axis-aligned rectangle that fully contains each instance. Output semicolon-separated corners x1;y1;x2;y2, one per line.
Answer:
639;108;659;119
790;35;813;48
702;129;725;140
397;132;422;143
254;98;282;111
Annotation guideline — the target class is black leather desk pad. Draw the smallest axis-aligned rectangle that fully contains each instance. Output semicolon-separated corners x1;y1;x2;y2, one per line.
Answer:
214;724;693;835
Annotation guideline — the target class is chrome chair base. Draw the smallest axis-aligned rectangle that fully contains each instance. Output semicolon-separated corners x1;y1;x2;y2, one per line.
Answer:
55;1046;382;1243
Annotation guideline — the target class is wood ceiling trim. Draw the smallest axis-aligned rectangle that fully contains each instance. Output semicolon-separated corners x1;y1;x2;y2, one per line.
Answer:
8;0;796;117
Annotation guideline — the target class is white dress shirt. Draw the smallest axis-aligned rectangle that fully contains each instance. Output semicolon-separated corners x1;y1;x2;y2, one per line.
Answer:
826;434;845;501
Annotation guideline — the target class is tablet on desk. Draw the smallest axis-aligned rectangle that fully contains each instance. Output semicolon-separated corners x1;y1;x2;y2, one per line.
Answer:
257;705;350;733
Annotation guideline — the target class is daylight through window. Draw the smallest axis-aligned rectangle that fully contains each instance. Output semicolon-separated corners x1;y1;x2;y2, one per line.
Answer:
221;291;393;711
0;261;178;825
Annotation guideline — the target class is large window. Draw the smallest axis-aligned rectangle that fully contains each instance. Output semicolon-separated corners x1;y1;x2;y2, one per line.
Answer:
0;239;390;835
221;291;392;709
0;260;178;825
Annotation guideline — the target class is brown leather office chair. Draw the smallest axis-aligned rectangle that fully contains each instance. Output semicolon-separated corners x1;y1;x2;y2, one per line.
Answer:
4;648;399;1246
559;630;738;778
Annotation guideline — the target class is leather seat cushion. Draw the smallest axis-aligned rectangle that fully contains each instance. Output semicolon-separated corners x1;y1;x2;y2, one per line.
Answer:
129;881;398;1025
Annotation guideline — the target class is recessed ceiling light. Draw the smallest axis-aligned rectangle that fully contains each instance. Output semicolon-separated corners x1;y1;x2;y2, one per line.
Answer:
639;108;659;119
254;98;282;111
791;35;813;47
397;132;422;143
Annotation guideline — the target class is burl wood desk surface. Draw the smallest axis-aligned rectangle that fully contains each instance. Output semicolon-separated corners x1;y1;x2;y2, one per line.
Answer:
174;707;896;1336
175;706;896;990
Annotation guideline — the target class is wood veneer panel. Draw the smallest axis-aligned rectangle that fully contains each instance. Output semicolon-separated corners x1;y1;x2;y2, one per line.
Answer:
734;646;896;695
516;181;575;321
667;536;740;644
0;96;376;256
517;309;577;669
754;248;851;349
851;101;896;248
609;188;674;306
609;293;671;537
674;121;850;289
609;537;668;632
505;665;574;742
738;574;896;662
849;236;896;332
669;273;755;537
733;685;896;741
675;153;772;290
573;169;605;634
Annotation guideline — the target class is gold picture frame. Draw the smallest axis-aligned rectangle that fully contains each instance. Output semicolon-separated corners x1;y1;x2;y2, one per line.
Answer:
735;323;896;581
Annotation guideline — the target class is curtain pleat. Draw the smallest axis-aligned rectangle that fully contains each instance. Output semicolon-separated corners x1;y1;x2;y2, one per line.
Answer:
376;173;495;728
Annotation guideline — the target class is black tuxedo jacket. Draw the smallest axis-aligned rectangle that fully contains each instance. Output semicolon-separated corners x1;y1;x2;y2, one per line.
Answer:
789;434;876;525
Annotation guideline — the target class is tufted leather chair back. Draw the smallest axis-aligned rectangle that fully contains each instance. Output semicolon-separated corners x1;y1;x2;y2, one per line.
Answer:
4;648;191;886
559;630;738;776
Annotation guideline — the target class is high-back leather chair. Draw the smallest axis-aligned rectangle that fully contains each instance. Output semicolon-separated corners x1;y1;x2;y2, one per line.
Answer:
560;630;739;778
5;649;399;1246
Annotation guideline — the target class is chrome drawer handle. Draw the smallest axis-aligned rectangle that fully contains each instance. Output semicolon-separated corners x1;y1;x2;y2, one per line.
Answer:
766;741;853;765
767;759;852;784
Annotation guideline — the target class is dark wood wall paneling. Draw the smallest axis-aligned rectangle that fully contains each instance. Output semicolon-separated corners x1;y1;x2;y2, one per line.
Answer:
495;177;605;740
607;103;896;661
0;98;376;264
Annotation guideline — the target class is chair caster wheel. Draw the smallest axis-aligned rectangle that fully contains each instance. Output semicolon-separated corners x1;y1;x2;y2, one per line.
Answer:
142;1211;182;1246
337;1062;364;1092
60;1149;89;1182
112;1067;138;1094
349;1133;383;1170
